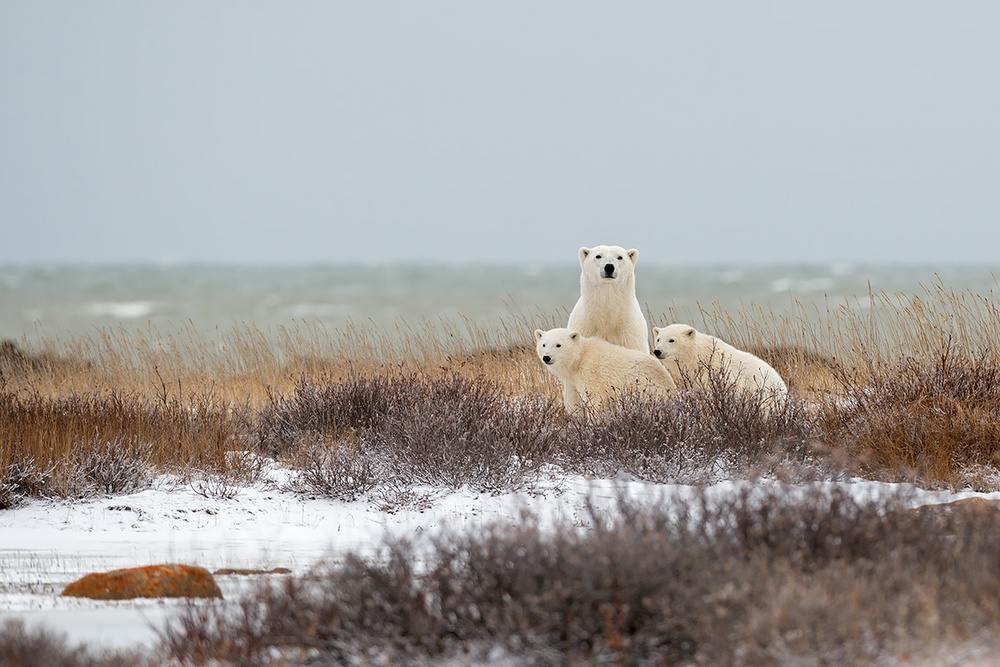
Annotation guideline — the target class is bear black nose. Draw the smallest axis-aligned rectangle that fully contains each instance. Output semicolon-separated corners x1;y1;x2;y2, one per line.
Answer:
603;263;615;275
542;355;552;364
653;349;663;358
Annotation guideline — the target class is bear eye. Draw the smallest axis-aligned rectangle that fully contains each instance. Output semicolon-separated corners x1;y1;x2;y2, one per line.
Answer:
617;255;623;260
594;254;602;259
555;343;561;347
668;338;675;343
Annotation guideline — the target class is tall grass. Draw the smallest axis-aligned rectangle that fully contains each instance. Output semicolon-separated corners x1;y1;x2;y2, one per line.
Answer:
2;315;555;404
654;278;1000;385
3;282;1000;503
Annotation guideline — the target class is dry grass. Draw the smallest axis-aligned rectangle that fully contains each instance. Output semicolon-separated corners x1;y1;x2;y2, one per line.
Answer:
820;341;1000;489
653;279;1000;394
0;388;241;507
3;281;1000;500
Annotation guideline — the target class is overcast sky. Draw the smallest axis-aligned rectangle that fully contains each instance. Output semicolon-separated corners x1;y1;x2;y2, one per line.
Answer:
2;3;998;267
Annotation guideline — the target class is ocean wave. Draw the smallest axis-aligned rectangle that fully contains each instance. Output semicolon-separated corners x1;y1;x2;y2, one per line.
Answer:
3;263;997;341
770;277;835;293
281;303;355;318
84;301;156;319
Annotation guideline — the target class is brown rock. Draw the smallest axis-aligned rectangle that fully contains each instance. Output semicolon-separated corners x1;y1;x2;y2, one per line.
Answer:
61;563;223;600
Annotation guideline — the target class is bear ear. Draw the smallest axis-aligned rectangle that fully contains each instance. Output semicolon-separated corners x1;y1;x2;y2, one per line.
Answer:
652;326;660;337
569;332;579;341
534;329;544;342
627;249;638;265
579;247;591;265
685;327;696;338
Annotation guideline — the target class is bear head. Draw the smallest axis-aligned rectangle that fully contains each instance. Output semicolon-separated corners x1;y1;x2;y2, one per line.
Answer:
534;327;580;368
652;324;696;361
578;245;638;285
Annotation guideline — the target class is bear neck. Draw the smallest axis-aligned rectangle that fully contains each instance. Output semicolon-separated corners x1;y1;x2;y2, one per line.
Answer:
673;348;696;371
582;274;635;298
554;345;584;378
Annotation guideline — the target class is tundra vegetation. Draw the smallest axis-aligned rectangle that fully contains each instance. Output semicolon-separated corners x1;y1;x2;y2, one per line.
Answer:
3;283;1000;664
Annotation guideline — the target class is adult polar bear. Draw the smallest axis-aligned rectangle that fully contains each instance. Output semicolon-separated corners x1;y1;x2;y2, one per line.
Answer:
563;245;649;413
535;328;676;418
652;324;788;405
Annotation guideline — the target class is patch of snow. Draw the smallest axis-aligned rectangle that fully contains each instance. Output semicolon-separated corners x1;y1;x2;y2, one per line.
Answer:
0;465;990;649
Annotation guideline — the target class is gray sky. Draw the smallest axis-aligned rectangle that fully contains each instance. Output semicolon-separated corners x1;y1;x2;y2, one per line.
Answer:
2;2;999;266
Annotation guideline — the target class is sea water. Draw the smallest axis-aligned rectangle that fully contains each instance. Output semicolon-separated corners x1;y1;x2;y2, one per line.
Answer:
2;262;998;344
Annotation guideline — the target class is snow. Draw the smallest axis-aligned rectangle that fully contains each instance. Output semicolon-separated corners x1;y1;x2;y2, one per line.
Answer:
0;460;988;651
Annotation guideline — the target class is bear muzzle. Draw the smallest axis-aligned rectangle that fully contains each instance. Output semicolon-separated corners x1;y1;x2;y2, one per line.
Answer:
601;263;617;279
542;355;553;365
653;349;663;358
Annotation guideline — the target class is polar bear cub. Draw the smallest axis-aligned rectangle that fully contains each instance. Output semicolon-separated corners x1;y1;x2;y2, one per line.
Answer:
535;327;676;417
652;324;788;404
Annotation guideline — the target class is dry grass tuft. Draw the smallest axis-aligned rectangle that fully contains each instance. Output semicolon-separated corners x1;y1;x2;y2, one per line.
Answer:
821;340;1000;489
0;388;242;502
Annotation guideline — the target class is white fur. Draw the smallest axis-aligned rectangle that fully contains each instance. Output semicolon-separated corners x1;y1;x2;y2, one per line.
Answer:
564;245;649;409
652;323;788;405
535;327;676;417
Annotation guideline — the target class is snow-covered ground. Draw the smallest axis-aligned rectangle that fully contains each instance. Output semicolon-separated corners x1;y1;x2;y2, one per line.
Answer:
0;461;988;651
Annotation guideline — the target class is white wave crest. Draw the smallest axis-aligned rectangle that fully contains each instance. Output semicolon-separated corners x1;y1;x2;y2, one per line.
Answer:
85;301;155;319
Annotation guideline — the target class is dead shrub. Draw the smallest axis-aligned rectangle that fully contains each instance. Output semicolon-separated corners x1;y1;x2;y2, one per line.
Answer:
821;340;1000;487
259;373;566;494
254;372;400;456
0;618;147;667
255;369;833;497
292;442;381;501
0;458;54;510
66;436;154;497
365;374;565;491
158;487;1000;665
561;380;820;484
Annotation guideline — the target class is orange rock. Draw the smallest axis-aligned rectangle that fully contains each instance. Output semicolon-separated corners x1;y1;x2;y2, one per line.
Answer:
61;563;223;600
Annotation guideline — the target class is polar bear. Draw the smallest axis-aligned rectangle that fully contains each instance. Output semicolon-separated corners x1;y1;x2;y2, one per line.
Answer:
652;324;788;406
564;245;649;410
535;327;676;417
567;246;648;351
